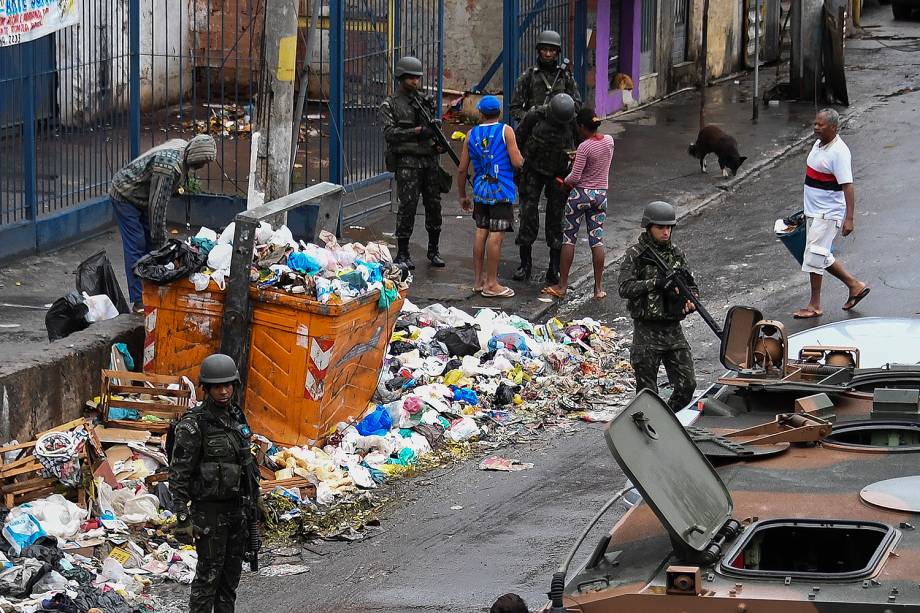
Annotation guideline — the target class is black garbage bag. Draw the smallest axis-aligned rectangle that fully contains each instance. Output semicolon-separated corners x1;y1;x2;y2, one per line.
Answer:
154;481;175;513
494;382;518;406
73;585;134;613
21;536;63;568
76;250;130;314
434;324;481;357
0;558;48;598
388;340;416;356
45;292;90;342
133;238;207;285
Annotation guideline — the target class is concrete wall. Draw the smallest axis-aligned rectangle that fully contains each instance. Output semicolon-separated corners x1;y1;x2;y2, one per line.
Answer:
56;0;192;127
688;0;744;84
442;0;504;91
0;318;142;443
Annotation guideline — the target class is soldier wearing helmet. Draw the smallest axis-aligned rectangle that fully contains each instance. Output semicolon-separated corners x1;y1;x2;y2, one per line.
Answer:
508;30;582;124
513;93;577;283
169;353;257;612
618;202;699;412
378;56;446;269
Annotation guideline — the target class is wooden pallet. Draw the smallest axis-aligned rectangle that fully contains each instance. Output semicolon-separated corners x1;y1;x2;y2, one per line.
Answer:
100;370;191;433
0;418;102;508
260;477;316;500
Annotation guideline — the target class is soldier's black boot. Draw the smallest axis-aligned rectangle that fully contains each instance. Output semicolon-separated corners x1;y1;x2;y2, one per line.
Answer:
545;248;561;285
513;245;532;281
394;238;415;270
427;233;446;267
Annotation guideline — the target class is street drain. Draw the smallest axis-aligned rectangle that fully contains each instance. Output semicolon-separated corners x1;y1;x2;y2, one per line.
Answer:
823;420;920;453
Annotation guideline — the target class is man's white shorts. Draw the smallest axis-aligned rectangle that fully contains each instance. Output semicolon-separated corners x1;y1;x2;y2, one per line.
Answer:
801;216;839;275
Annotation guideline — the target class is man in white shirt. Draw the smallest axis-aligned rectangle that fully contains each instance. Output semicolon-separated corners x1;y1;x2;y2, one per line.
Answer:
793;108;870;319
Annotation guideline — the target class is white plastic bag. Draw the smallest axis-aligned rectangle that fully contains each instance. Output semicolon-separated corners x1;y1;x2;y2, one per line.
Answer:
20;494;87;540
195;226;218;242
82;293;119;322
445;416;480;442
255;221;274;245
269;225;297;249
217;222;235;245
207;243;233;272
189;272;211;291
122;494;160;524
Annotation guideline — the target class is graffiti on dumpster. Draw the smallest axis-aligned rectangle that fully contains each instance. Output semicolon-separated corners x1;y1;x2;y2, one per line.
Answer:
0;0;80;48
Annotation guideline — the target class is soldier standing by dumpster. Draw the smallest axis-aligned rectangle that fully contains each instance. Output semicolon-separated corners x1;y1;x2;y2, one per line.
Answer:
109;135;217;313
170;353;260;613
508;30;582;124
379;56;446;270
514;94;576;283
618;202;698;412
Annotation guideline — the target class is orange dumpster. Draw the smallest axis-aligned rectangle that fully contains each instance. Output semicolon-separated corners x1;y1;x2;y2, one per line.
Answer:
142;279;404;446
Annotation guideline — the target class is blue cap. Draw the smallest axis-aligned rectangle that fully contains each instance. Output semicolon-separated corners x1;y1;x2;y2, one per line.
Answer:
477;95;502;114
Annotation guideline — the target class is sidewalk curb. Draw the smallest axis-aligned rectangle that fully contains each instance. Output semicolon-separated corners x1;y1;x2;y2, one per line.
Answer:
526;96;885;323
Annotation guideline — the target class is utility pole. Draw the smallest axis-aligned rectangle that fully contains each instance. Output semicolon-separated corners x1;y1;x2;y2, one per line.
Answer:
699;0;710;130
249;0;299;209
753;0;760;122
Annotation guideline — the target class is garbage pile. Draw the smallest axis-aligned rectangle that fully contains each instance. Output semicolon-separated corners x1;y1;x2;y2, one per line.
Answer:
0;420;191;612
259;301;634;537
135;224;406;307
0;303;633;609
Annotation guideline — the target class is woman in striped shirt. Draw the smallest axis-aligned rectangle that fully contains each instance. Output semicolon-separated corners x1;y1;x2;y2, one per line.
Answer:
542;108;614;300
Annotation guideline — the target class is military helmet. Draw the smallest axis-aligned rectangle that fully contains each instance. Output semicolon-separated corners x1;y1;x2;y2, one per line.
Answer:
548;93;576;124
536;30;562;50
641;201;677;228
199;353;241;385
395;56;424;79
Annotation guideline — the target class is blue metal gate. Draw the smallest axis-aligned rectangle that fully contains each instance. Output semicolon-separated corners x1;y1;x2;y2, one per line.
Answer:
0;0;445;258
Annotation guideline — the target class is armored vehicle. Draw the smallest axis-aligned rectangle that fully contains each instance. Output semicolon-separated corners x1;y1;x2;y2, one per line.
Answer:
543;309;920;612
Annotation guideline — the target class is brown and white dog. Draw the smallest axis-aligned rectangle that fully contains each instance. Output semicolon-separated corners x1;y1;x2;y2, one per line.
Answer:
688;125;747;177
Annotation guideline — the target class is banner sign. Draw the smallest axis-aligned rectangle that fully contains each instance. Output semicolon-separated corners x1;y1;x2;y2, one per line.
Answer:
0;0;79;48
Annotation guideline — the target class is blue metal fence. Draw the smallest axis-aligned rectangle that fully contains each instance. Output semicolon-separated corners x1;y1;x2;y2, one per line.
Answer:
0;0;445;256
502;0;587;126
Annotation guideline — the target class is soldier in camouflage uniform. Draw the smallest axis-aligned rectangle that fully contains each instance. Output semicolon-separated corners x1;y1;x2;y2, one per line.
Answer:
170;354;258;613
618;201;698;412
379;56;445;269
508;30;582;124
513;93;576;283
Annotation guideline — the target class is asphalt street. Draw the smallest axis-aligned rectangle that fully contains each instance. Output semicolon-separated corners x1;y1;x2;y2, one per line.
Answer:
152;9;920;613
184;78;920;613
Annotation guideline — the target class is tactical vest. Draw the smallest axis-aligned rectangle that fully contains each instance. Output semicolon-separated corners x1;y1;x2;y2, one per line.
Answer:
522;65;571;110
186;405;253;503
384;93;437;157
523;114;573;176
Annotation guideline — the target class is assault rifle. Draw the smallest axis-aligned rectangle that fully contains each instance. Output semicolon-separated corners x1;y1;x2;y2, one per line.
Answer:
543;57;571;106
410;92;472;189
242;458;261;572
410;93;460;167
640;246;723;339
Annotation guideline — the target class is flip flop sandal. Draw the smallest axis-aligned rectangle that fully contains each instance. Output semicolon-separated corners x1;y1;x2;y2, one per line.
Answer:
481;287;515;298
842;287;870;311
793;308;823;319
540;286;566;299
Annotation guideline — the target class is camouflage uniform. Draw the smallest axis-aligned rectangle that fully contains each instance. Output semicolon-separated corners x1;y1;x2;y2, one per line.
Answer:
169;398;255;613
618;231;698;412
509;62;582;124
514;107;574;250
378;90;442;241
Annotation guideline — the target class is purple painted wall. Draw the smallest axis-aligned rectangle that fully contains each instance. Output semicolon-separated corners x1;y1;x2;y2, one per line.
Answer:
594;0;641;116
